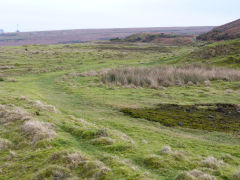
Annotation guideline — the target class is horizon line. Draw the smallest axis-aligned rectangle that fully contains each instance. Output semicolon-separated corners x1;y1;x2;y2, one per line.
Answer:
2;25;216;33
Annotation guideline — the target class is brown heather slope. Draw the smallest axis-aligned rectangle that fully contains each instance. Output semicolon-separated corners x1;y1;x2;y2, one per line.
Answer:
0;26;213;46
112;33;195;45
197;18;240;41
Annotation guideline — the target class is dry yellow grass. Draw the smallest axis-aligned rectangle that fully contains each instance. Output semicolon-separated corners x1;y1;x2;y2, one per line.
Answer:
33;165;71;180
233;171;240;180
201;156;224;169
101;64;240;88
175;169;216;180
0;138;12;151
160;146;172;155
91;137;116;145
160;145;187;161
65;152;110;179
66;152;86;168
22;120;57;143
0;105;31;124
79;69;109;77
83;160;111;179
0;65;15;70
31;100;58;112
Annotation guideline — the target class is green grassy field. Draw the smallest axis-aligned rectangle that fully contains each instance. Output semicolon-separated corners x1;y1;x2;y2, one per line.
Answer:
0;39;240;179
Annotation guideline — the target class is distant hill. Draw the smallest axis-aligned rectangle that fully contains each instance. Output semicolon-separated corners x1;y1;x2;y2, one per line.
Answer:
112;33;195;45
0;26;213;46
197;19;240;41
0;29;3;34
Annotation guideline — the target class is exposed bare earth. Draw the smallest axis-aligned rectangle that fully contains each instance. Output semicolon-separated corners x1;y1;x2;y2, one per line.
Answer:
0;26;213;46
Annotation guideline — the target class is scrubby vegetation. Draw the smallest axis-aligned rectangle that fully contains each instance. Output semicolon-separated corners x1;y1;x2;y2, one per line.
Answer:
22;120;57;143
111;33;194;45
176;169;217;180
101;64;240;88
174;38;240;68
197;18;240;41
0;37;240;179
121;103;240;132
201;156;224;169
0;105;31;123
190;41;240;59
0;138;12;151
233;171;240;180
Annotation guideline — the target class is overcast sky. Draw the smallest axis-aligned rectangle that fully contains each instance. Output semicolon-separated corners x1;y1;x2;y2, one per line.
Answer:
1;0;239;32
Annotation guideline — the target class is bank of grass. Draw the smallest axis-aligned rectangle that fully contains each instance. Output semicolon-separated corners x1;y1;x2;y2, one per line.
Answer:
182;38;240;68
0;40;239;179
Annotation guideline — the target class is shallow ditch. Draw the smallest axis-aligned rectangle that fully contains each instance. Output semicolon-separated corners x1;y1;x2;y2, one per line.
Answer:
121;103;240;133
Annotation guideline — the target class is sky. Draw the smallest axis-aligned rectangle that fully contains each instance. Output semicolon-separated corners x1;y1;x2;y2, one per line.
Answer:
0;0;239;32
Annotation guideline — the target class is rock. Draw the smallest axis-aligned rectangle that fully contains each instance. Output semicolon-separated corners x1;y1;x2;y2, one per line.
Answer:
178;122;183;126
216;107;224;112
142;139;148;144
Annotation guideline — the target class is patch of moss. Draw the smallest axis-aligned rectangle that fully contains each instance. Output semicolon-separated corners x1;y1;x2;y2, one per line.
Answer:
121;103;240;133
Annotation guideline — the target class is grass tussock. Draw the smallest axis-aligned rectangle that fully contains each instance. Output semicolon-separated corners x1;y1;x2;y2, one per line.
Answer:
64;116;135;147
144;155;164;168
220;154;235;164
100;155;143;178
31;100;58;112
22;120;56;143
110;129;136;145
0;65;15;70
91;137;116;145
79;69;109;77
82;128;108;139
159;145;187;161
50;151;111;179
102;64;240;88
0;138;12;151
175;169;216;180
5;78;17;82
160;146;172;155
82;160;111;179
173;151;187;161
200;156;224;169
18;96;27;101
64;124;134;152
0;105;31;124
66;152;111;179
66;152;86;168
63;121;113;142
233;171;240;180
33;165;71;180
